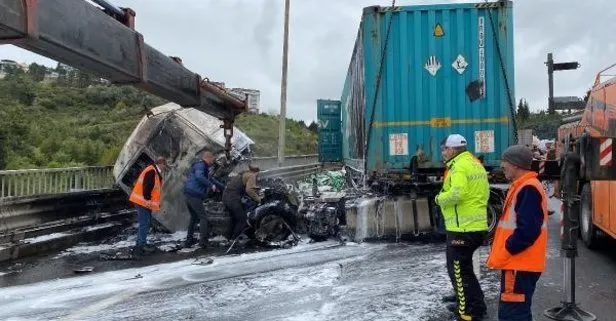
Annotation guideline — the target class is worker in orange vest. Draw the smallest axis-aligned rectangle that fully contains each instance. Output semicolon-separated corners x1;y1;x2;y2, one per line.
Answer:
486;145;548;321
129;157;167;255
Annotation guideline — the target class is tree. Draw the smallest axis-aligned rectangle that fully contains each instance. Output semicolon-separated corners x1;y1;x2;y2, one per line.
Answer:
516;98;530;122
308;121;319;133
0;129;7;170
28;63;47;82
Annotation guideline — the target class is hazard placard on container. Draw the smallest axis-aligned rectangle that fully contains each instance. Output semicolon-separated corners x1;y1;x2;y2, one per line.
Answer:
389;133;409;156
474;130;494;153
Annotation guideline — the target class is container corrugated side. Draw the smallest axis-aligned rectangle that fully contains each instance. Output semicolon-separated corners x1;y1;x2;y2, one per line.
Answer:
317;99;343;162
341;27;367;173
342;1;515;175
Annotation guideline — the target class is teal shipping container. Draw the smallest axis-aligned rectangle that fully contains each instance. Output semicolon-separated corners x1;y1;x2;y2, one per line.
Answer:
340;1;516;175
317;99;343;162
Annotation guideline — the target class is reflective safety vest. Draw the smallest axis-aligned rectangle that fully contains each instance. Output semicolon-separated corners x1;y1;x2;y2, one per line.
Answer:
129;165;161;211
436;151;490;232
486;172;548;272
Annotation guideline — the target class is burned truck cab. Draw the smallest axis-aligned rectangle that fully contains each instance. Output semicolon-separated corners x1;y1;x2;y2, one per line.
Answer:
113;103;254;232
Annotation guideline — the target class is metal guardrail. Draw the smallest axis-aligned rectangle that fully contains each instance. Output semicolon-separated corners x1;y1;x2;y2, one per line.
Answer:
0;189;133;262
251;154;318;170
0;189;131;236
0;166;114;198
0;155;319;199
259;163;322;182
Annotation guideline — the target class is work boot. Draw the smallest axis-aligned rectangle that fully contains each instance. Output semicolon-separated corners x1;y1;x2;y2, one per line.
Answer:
457;313;486;321
133;245;155;256
133;246;145;256
184;238;196;248
447;303;487;321
446;303;458;314
441;294;457;303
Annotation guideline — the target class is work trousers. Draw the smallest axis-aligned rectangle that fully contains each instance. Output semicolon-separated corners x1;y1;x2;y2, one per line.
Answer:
136;205;152;247
498;270;541;321
185;195;208;246
446;231;488;320
223;195;249;240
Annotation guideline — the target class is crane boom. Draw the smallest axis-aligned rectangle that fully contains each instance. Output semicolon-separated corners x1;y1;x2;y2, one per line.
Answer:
0;0;246;121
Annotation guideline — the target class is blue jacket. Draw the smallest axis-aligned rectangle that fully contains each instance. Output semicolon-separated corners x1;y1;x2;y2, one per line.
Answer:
183;160;224;200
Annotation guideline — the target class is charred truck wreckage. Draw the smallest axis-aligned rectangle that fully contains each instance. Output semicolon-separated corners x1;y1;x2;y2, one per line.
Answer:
3;0;594;251
0;0;339;248
111;101;350;247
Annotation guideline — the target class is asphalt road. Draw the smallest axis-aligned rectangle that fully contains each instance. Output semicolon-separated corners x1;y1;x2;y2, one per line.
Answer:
1;210;615;320
530;213;616;321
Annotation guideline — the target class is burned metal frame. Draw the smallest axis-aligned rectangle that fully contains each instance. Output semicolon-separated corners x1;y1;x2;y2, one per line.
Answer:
0;0;247;123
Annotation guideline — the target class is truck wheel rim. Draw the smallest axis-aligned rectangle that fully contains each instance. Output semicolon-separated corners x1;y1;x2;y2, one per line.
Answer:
581;194;590;236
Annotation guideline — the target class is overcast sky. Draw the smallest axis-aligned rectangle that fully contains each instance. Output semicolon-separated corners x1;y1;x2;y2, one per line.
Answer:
1;0;614;123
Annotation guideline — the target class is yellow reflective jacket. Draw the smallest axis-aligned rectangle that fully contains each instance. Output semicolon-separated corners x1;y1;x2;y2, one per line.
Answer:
436;151;489;232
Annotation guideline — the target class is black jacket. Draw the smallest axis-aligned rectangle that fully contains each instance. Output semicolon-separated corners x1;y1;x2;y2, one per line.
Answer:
142;165;162;200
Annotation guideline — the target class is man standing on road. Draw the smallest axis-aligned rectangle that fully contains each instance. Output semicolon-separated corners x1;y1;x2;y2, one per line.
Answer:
487;145;548;321
222;164;261;241
183;150;224;248
129;157;167;255
436;134;489;321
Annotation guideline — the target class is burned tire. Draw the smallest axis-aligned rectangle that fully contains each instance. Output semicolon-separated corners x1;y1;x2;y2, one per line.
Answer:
253;204;297;243
255;214;292;242
580;184;600;249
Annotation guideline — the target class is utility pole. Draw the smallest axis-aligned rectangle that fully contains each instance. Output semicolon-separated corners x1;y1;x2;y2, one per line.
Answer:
277;0;290;167
547;53;555;114
546;53;581;114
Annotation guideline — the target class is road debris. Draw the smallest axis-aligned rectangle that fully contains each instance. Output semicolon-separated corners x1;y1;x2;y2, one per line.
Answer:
297;170;347;193
192;256;214;265
73;266;94;274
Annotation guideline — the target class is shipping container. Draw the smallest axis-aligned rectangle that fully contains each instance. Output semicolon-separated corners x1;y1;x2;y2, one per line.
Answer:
340;1;515;176
317;99;343;162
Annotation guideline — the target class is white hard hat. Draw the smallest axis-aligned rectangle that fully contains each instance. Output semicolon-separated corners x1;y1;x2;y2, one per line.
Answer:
444;134;467;148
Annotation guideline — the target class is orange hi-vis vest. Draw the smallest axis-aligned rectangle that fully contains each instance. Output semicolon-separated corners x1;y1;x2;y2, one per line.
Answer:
486;172;548;272
129;165;161;211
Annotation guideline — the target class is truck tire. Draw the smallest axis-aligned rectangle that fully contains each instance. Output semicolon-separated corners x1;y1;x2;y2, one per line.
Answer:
485;190;504;246
485;203;499;246
580;184;600;249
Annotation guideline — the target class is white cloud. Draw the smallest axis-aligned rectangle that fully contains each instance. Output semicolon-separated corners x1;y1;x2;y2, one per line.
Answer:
1;0;614;121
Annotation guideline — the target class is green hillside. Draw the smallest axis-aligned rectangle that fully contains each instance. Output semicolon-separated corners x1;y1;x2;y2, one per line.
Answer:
0;64;318;170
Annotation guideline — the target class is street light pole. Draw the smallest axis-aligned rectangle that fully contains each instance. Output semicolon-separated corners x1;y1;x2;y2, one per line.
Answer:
277;0;290;168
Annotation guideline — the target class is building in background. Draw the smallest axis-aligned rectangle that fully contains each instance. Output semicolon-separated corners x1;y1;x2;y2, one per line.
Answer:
0;59;29;78
207;82;260;114
228;88;261;114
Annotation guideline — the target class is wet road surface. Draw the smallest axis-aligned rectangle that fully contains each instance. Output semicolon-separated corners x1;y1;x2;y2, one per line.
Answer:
1;207;616;320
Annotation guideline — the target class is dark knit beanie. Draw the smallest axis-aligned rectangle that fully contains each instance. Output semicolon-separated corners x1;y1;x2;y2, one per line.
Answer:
502;145;533;170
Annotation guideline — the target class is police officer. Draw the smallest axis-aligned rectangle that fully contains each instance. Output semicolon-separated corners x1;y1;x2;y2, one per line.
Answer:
436;134;489;321
487;145;548;321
